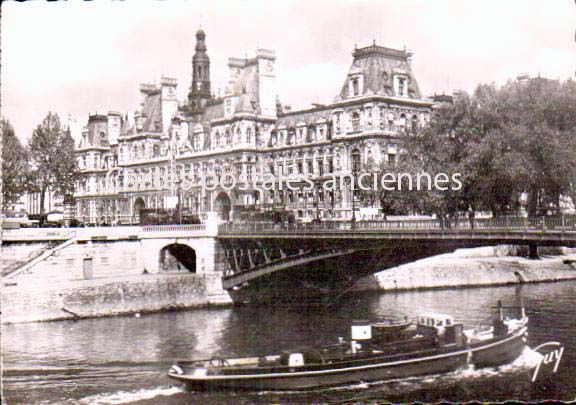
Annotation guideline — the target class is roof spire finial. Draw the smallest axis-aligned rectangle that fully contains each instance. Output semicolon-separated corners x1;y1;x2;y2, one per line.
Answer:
373;38;376;46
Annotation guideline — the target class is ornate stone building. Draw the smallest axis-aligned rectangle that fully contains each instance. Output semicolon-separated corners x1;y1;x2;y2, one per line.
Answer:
75;30;433;224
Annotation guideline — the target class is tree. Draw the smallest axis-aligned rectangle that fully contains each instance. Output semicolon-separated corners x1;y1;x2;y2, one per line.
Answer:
28;112;79;215
403;77;576;218
1;118;31;210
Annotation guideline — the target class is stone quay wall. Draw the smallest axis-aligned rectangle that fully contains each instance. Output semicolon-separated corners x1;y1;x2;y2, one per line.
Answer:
1;273;222;324
355;247;576;291
1;231;231;324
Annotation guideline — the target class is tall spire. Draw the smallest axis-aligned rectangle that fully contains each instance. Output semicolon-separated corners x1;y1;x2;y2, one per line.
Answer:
188;28;211;111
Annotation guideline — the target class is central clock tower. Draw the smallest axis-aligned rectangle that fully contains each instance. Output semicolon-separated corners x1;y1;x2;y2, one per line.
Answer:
188;29;212;111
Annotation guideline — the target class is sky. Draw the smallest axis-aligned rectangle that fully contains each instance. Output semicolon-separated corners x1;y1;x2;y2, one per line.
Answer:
2;0;575;144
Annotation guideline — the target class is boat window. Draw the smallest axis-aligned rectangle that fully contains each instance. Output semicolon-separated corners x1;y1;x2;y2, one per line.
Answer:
436;319;443;327
288;353;304;367
446;319;452;326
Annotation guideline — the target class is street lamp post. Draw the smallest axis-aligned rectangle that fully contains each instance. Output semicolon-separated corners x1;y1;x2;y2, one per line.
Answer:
173;178;182;224
348;172;357;229
351;180;356;228
315;183;321;221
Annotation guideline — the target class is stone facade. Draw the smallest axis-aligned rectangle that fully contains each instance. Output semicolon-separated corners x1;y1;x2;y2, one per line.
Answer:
74;30;433;225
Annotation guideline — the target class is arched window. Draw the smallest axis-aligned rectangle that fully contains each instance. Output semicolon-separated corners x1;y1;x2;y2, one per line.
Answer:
246;127;252;143
411;115;419;133
351;112;360;132
352;78;359;96
399;113;407;129
351;149;362;174
214;131;220;148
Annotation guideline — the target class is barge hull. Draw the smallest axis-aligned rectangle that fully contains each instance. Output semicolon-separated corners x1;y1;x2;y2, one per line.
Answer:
171;328;527;391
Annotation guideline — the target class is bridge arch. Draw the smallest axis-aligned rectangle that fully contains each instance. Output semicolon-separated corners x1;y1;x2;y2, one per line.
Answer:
159;242;197;272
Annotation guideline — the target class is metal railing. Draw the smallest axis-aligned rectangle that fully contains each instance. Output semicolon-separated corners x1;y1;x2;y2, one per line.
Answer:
218;216;576;235
142;224;206;233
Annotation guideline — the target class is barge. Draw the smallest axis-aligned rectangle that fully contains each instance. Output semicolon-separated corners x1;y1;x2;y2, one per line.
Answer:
168;302;528;391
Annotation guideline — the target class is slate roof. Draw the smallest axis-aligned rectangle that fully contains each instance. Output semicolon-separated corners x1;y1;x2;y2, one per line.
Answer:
228;60;260;113
202;100;225;121
83;115;109;148
336;44;422;101
141;91;163;132
120;114;134;136
276;108;332;128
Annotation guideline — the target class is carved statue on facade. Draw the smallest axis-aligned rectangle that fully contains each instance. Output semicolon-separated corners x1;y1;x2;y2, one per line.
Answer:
335;151;342;171
366;144;374;170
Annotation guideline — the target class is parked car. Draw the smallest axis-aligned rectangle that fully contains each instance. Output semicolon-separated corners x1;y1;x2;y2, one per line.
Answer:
68;218;85;228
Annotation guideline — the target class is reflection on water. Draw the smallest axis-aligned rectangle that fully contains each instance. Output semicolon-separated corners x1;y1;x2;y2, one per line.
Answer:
3;281;576;403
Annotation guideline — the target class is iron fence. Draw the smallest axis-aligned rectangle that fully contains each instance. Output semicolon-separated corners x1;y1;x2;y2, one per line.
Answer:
218;216;576;234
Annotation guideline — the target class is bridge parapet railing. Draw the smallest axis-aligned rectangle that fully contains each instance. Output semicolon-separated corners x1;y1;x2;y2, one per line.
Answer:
218;216;576;234
142;224;206;233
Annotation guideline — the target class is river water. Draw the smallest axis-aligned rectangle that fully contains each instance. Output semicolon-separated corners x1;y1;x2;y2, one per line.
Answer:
2;280;576;404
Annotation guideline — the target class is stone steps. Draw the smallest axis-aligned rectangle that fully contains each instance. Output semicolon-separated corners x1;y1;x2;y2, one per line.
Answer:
1;243;56;275
4;238;78;280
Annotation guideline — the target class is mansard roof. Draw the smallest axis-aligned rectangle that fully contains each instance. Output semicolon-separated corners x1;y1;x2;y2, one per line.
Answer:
78;114;109;149
336;43;422;101
203;99;225;121
141;92;163;132
227;59;260;113
120;114;133;136
276;107;332;128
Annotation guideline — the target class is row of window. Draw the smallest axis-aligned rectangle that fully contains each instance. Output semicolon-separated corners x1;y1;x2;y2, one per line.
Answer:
334;108;422;134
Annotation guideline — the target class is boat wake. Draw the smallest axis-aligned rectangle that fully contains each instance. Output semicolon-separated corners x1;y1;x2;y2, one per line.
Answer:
74;348;543;404
78;386;184;405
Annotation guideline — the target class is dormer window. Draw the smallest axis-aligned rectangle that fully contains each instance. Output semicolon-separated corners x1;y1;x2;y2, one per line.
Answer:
347;73;363;97
399;78;406;96
394;75;408;97
225;98;233;116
